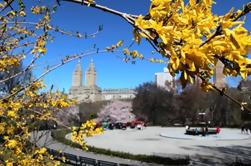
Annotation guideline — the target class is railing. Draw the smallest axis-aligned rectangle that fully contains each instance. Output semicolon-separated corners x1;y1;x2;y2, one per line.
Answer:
47;148;133;166
47;146;251;166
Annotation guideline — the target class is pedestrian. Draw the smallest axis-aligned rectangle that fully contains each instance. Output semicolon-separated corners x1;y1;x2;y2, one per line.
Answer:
205;126;208;135
195;128;198;135
201;127;205;136
241;126;245;134
245;127;248;134
216;127;221;134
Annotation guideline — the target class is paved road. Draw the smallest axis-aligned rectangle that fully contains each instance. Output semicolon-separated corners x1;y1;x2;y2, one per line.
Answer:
31;130;166;166
68;127;251;166
32;128;251;166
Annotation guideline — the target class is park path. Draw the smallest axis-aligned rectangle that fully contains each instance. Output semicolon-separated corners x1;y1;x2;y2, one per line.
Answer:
31;130;164;166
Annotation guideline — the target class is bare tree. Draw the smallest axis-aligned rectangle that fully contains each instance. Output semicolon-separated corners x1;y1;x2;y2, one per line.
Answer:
132;82;177;126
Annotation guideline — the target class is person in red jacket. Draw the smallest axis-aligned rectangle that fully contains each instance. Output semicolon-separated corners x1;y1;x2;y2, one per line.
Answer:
216;127;221;134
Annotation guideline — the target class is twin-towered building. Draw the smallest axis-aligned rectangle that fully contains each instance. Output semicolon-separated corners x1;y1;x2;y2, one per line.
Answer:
68;60;136;103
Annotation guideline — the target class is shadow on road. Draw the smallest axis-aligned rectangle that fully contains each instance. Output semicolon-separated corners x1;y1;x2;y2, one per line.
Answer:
188;145;251;165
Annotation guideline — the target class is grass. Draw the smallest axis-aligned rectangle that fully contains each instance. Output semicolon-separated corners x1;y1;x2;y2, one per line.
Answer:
51;129;190;165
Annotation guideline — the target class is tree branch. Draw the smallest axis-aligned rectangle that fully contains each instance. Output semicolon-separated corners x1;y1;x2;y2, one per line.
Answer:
7;21;102;39
199;76;251;112
0;0;14;13
62;0;137;25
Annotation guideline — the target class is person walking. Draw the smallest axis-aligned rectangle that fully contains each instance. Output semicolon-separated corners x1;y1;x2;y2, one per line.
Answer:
216;127;221;134
205;126;208;135
195;128;199;135
241;126;245;134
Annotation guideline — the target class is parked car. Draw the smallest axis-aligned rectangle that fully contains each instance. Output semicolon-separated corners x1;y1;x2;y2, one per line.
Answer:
108;123;115;130
115;122;123;129
136;124;144;130
101;122;109;129
115;122;127;130
130;120;145;129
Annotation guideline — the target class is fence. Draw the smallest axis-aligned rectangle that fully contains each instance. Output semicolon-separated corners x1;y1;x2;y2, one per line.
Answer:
47;148;134;166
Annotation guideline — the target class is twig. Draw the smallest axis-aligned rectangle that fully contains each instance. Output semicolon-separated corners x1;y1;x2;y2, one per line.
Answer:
200;25;222;47
212;85;251;112
0;0;14;13
62;0;137;23
232;2;251;21
199;76;251;112
6;21;102;39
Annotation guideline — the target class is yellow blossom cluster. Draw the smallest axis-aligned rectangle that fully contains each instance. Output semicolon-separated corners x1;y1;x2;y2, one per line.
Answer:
71;120;103;150
0;57;20;71
134;0;251;90
86;0;95;6
123;48;144;59
0;80;74;165
106;40;124;52
31;6;48;14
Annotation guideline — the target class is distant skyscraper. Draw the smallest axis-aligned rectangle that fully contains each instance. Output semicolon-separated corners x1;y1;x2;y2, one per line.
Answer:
155;67;176;91
213;61;226;89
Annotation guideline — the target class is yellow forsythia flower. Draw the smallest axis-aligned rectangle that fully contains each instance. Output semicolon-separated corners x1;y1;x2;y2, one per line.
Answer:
6;139;17;149
19;11;26;17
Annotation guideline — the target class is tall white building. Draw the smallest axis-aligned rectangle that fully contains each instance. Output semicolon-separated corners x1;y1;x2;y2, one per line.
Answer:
155;67;176;91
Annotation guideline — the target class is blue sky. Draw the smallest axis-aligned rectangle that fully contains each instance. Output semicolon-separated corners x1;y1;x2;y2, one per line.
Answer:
26;0;250;91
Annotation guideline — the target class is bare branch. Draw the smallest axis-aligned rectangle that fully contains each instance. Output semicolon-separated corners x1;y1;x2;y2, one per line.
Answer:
7;21;102;39
62;0;138;21
0;0;14;13
199;76;251;112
